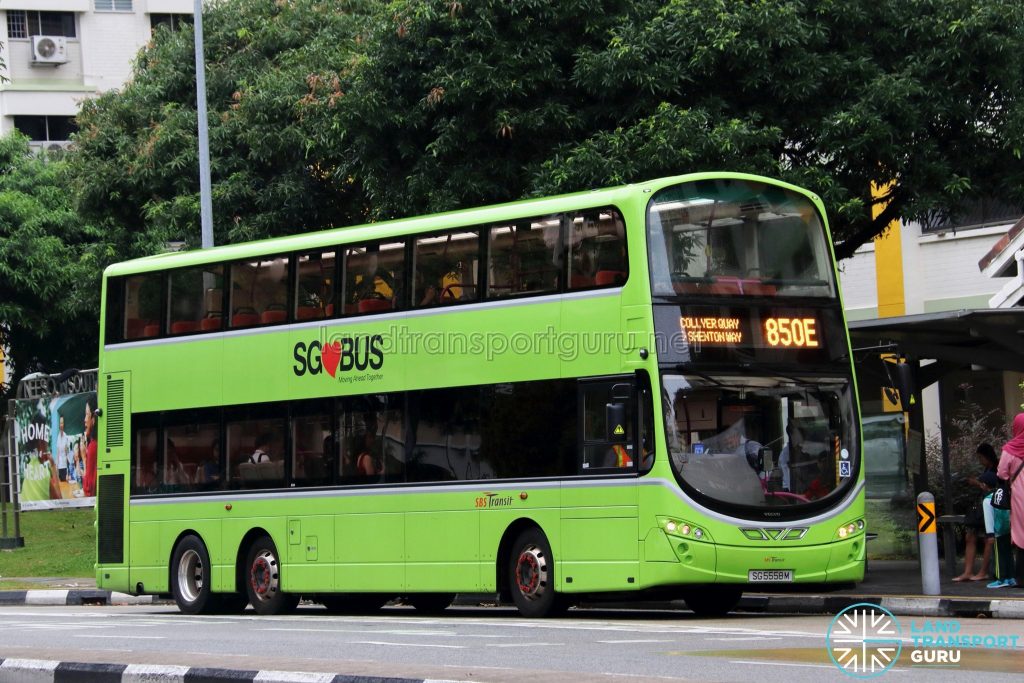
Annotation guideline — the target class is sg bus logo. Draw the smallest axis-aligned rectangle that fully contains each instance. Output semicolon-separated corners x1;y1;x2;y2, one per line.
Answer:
293;335;385;378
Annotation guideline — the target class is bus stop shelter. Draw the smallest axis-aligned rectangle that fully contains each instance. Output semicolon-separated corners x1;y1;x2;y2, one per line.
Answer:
849;309;1024;574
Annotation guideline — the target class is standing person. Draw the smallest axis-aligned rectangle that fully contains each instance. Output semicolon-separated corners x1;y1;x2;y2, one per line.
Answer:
55;416;72;487
953;443;1000;581
82;398;98;497
997;414;1024;588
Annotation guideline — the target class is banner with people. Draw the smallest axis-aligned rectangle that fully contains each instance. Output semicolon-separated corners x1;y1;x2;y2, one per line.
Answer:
12;391;98;510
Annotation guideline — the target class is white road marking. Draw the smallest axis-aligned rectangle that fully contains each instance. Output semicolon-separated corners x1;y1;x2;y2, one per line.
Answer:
596;639;674;644
707;636;784;642
729;660;838;670
74;634;165;640
487;643;555;648
352;640;464;649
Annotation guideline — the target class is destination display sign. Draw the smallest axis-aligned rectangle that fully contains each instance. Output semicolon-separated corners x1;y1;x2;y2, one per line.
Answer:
654;304;842;365
679;313;820;349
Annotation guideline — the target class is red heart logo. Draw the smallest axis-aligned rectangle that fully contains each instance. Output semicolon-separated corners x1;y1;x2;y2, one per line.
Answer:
322;341;341;377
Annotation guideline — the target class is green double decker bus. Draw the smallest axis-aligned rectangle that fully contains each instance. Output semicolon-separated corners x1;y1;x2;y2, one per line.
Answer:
95;173;863;617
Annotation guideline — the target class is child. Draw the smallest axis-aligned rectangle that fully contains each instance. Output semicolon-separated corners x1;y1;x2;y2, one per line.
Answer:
984;491;1016;588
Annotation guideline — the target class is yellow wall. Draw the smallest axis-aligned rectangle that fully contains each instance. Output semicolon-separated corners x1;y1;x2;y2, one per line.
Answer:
872;182;905;317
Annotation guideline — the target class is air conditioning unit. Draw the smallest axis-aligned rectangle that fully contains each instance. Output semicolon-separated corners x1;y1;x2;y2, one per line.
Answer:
31;36;68;65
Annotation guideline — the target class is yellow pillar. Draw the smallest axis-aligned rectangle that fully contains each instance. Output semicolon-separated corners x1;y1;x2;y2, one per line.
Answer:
872;182;905;318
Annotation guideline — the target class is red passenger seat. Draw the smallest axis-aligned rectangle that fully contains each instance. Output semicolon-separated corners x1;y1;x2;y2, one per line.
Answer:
170;320;199;334
261;309;287;324
595;270;626;286
358;298;392;313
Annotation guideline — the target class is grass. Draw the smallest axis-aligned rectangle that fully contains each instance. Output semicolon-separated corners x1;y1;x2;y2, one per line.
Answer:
0;508;95;588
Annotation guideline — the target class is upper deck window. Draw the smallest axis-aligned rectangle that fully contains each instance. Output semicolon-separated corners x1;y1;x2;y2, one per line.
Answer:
230;257;290;328
295;250;337;321
343;240;406;314
487;217;561;298
123;273;163;340
566;210;627;290
169;265;223;334
648;179;834;298
414;231;479;307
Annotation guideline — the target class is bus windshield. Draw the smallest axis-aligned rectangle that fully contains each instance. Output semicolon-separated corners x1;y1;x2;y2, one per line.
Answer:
662;373;857;511
648;178;835;298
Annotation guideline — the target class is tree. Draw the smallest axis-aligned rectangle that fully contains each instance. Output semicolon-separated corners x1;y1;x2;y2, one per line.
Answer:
304;0;1024;259
69;0;374;251
0;133;103;399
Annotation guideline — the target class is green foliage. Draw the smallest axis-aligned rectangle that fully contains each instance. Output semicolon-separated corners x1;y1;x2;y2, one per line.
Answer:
309;0;1024;258
0;133;104;398
69;0;375;250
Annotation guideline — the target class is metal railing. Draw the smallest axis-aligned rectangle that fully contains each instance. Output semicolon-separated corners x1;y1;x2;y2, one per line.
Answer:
1;415;24;549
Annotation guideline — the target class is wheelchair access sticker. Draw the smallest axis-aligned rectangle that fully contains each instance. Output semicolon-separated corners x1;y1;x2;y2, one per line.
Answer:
839;461;852;478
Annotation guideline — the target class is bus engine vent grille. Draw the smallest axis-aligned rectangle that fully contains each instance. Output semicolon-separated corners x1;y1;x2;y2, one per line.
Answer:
97;474;124;564
105;378;125;448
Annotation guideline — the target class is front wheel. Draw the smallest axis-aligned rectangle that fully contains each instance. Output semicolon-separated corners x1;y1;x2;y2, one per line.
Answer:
682;586;743;617
171;535;217;615
508;528;567;618
244;536;299;615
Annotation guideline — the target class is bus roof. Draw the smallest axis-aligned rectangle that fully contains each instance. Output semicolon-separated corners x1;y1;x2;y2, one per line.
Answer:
103;172;816;278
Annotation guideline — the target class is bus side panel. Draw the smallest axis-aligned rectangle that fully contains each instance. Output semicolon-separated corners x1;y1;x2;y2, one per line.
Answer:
336;512;405;591
406;505;481;592
128;518;163;593
478;490;562;593
560;483;639;593
284;515;335;591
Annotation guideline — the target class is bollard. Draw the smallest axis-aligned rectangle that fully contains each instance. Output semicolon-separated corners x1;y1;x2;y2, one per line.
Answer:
917;491;940;595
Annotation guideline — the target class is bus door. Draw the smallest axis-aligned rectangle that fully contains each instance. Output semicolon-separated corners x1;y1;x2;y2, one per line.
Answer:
560;377;640;592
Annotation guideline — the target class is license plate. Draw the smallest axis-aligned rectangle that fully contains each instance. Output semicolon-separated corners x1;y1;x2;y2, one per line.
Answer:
748;569;794;582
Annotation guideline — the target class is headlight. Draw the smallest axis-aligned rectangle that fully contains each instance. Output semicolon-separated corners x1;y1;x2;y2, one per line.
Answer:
837;519;863;539
659;517;707;540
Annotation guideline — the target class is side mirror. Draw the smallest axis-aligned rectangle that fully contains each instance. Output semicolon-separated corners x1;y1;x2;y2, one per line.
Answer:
895;360;916;412
606;402;627;443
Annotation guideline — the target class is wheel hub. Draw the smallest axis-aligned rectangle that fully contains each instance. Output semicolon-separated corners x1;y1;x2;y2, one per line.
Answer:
177;549;203;603
250;551;279;601
515;545;548;600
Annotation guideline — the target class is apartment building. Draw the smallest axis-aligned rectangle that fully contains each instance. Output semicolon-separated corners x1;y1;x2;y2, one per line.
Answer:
0;0;192;152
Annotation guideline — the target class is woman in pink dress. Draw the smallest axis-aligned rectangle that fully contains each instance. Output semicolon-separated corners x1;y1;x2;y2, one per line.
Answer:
996;413;1024;588
83;399;98;498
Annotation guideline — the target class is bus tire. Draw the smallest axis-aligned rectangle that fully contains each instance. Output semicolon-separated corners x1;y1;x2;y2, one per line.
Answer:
682;586;743;617
171;535;217;615
407;593;455;614
508;528;566;618
244;536;299;615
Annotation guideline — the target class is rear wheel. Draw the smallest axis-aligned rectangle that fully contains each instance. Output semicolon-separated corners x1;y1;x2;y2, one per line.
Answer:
244;536;299;615
682;586;743;617
171;535;217;615
407;593;455;614
508;528;567;618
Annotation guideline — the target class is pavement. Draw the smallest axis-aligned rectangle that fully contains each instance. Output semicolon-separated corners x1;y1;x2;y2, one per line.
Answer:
1;561;1022;682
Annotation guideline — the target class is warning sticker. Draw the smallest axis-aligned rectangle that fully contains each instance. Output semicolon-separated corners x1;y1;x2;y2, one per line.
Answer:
613;424;625;436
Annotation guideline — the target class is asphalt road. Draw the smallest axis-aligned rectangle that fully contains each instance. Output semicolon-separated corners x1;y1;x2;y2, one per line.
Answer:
1;604;1022;681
